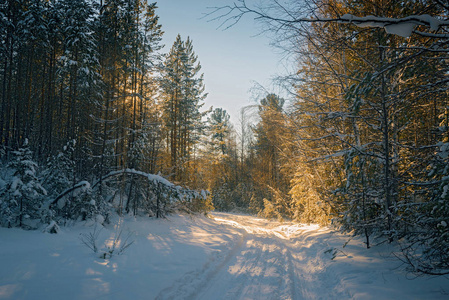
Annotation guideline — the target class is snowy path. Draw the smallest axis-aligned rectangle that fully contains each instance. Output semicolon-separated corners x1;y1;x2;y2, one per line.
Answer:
157;213;346;300
1;212;448;300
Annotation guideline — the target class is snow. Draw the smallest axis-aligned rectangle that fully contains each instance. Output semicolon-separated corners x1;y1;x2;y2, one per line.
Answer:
0;212;448;299
384;23;415;38
10;177;22;192
339;14;447;38
99;169;174;188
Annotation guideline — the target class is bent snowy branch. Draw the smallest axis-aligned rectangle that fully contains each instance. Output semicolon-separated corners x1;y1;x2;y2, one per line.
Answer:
92;169;209;202
48;181;91;208
213;1;449;38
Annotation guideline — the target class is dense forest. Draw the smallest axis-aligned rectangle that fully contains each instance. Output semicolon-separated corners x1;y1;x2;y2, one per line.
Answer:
1;0;449;275
0;0;213;226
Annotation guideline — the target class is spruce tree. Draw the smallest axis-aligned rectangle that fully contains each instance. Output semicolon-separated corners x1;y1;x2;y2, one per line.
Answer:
0;139;47;228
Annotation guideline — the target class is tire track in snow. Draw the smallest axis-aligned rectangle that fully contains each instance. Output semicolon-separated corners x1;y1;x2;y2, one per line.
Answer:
156;213;302;300
283;246;298;300
194;236;291;300
220;239;265;299
210;213;304;299
155;230;248;300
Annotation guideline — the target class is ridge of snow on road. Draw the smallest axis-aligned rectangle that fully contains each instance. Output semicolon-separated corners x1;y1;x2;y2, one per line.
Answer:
213;215;321;239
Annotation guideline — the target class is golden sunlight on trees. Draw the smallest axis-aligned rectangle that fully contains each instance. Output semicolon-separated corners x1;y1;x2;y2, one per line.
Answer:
211;0;449;274
160;34;207;183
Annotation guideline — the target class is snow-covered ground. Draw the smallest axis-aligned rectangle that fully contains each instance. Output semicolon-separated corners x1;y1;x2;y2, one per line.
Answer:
0;212;448;300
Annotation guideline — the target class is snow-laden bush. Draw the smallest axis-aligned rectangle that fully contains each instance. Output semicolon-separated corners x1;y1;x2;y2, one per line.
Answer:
40;141;108;225
94;169;210;218
41;140;76;199
47;181;108;225
398;141;449;275
2;163;210;229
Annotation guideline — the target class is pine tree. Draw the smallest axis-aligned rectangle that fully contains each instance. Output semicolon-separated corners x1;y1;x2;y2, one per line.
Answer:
208;108;232;156
160;34;207;183
0;139;47;228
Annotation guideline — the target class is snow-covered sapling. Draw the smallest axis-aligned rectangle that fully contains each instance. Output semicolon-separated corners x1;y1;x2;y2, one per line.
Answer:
79;222;135;259
100;228;135;259
79;224;101;253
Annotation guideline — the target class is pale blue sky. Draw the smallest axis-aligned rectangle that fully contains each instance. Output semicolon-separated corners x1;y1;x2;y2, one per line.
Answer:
156;0;283;125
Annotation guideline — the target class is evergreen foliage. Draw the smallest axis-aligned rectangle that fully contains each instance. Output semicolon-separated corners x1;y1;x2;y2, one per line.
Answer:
0;139;47;228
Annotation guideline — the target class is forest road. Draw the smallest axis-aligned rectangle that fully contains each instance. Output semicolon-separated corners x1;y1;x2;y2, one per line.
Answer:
155;212;329;300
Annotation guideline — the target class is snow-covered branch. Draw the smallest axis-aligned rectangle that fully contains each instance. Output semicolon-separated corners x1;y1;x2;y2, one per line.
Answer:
92;169;173;189
48;181;91;209
338;14;446;38
213;1;449;38
92;169;209;202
